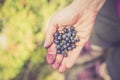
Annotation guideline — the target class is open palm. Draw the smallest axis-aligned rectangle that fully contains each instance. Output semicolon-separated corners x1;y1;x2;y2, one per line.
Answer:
44;0;105;72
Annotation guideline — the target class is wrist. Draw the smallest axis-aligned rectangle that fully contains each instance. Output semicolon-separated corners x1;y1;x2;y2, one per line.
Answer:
70;0;87;13
72;0;106;12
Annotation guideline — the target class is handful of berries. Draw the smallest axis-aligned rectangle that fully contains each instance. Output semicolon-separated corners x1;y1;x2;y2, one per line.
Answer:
54;26;80;57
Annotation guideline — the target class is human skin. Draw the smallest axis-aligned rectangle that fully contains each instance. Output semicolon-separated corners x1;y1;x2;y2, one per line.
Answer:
44;0;106;72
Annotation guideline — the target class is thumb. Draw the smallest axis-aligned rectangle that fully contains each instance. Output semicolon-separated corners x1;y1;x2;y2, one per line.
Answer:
44;19;57;48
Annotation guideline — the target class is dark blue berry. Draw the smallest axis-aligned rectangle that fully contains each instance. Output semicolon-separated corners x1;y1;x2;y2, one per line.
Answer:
72;33;76;38
63;44;67;49
67;47;72;51
62;34;66;39
68;40;71;43
61;46;64;51
57;36;62;40
54;40;59;44
54;36;58;40
65;37;69;41
56;45;61;50
59;43;63;47
67;32;72;37
57;50;61;54
54;25;80;57
59;33;63;36
63;52;67;57
72;44;76;48
64;28;69;33
61;51;65;54
54;31;59;37
70;26;74;31
73;30;77;34
70;36;74;40
76;38;80;42
66;43;70;47
71;39;75;43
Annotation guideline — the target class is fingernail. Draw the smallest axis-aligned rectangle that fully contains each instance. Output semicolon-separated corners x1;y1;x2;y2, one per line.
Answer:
46;54;56;64
44;40;47;48
44;40;51;48
52;62;59;69
59;67;64;73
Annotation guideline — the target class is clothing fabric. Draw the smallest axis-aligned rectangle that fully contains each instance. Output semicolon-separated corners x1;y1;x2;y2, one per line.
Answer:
90;0;120;49
107;48;120;80
117;0;120;17
90;0;120;79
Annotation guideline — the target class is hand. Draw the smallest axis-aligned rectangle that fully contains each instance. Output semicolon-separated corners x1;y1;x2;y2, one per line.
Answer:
44;0;105;72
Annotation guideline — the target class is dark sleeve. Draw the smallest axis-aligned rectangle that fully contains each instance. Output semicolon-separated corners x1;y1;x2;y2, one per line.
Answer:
107;48;120;80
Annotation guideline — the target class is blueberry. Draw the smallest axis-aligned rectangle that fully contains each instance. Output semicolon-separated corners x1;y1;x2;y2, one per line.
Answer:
70;26;74;31
70;36;74;40
57;36;62;40
63;44;67;49
65;37;69;41
68;40;71;43
62;34;66;39
61;46;64;51
72;32;76;38
64;49;67;52
67;32;72;37
61;50;65;54
54;31;59;37
59;43;63;47
71;39;75;43
67;47;72;51
56;45;61;50
76;38;80;42
64;28;69;33
54;36;58;40
59;33;63;36
57;50;61;54
73;30;77;34
66;43;70;47
63;52;67;57
54;40;59;44
53;25;80;57
72;44;76;48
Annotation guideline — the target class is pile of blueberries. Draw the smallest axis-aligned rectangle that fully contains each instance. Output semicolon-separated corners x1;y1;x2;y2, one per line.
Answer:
54;26;80;57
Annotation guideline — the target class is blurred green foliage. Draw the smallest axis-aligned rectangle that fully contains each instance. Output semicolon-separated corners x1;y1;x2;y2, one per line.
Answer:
0;0;72;80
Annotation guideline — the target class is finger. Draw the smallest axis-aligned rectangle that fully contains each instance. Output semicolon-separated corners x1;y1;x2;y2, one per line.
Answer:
44;18;58;48
66;46;83;68
52;54;63;69
58;57;67;72
46;43;57;64
58;32;86;71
